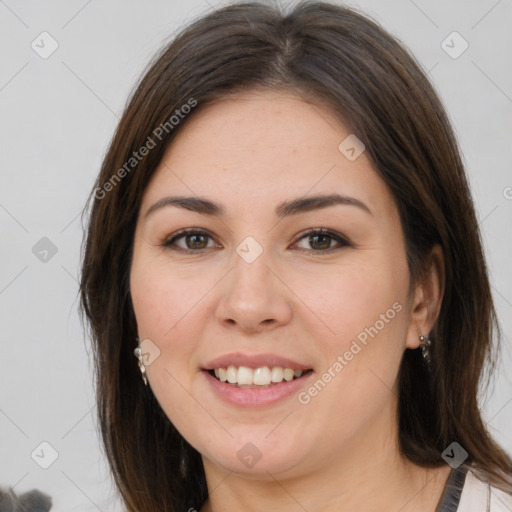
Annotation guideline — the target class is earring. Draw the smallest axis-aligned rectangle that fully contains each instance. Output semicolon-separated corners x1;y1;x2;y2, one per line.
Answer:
134;338;148;386
419;334;432;367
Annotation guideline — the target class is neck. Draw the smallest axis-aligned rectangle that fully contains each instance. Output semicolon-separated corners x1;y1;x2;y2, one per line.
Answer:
200;401;451;512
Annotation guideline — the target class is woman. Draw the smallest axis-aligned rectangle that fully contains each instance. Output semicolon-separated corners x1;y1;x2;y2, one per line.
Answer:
79;1;512;511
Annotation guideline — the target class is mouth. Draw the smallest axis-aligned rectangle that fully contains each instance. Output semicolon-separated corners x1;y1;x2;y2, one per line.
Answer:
205;366;314;388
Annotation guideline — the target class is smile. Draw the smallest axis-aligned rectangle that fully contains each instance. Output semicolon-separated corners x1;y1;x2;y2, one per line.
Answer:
203;367;315;407
209;365;313;388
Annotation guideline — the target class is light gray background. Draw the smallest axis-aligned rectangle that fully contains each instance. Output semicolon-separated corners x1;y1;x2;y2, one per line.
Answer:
1;0;511;510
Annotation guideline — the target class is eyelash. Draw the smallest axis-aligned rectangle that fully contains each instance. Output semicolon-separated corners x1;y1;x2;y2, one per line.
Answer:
160;227;351;255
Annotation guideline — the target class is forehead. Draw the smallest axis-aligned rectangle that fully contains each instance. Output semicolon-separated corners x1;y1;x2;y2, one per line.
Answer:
165;89;348;165
141;89;394;217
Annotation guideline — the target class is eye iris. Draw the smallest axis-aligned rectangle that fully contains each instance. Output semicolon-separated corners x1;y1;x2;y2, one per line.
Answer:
187;234;208;249
310;234;331;250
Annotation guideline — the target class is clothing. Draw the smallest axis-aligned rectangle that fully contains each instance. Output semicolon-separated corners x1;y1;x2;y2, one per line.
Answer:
436;464;512;511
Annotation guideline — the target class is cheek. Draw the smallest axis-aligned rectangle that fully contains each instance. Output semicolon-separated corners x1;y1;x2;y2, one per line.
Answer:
130;262;212;436
288;255;408;349
130;258;196;390
130;255;211;339
292;255;409;419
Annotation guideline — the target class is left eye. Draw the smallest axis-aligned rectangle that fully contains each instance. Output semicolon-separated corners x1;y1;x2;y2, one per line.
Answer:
161;228;350;253
293;228;350;252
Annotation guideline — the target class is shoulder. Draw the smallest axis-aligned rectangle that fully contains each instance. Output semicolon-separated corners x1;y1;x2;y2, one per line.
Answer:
458;468;512;512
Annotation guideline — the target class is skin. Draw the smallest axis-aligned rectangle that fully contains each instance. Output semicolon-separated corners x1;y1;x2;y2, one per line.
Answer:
129;89;449;512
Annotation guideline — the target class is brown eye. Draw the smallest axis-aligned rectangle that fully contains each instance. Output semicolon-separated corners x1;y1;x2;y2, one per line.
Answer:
308;233;332;251
161;227;350;254
293;228;350;253
162;229;217;252
183;233;209;250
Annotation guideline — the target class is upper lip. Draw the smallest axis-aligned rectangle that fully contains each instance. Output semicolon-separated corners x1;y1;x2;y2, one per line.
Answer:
203;352;312;371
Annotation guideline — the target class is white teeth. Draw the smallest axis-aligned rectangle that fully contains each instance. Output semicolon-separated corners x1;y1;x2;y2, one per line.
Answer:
211;365;308;386
226;365;237;384
271;367;284;382
283;368;295;381
237;366;253;385
253;366;271;385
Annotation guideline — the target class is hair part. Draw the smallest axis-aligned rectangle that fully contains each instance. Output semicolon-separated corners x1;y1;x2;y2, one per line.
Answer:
80;1;512;510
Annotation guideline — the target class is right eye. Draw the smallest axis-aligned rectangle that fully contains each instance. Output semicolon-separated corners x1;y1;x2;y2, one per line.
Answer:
161;229;220;253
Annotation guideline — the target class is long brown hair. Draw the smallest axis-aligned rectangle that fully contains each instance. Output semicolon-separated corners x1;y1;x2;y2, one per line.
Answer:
79;1;512;510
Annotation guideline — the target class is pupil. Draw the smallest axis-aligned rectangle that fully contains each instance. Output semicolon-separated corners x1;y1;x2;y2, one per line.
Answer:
188;234;206;249
311;235;330;250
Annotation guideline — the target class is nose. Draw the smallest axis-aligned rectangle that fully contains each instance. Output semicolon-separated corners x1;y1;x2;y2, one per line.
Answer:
215;249;293;333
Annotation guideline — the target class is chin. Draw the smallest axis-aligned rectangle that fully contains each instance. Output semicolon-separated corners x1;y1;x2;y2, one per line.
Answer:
198;434;311;480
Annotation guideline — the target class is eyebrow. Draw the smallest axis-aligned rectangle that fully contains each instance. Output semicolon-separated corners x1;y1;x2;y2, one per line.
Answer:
144;193;372;219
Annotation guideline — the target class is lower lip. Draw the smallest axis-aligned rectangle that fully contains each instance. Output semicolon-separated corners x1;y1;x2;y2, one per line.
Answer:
202;370;314;408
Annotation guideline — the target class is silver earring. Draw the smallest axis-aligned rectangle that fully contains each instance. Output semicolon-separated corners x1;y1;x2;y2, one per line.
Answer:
419;334;432;367
134;338;148;386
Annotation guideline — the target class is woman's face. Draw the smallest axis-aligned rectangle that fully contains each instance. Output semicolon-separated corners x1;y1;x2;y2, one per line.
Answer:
130;89;422;479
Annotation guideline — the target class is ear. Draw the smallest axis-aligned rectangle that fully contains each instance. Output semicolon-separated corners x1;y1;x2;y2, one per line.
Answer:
406;244;445;349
